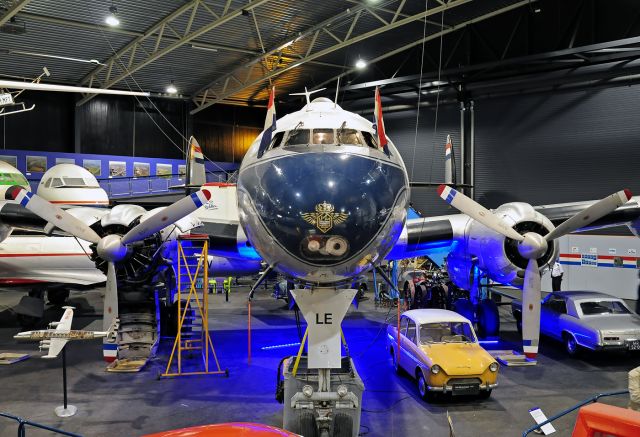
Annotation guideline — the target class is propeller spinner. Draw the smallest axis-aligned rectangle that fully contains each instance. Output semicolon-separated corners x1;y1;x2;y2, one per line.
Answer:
438;184;632;358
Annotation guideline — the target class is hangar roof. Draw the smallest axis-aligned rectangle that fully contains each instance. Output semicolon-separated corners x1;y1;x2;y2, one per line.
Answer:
2;1;640;112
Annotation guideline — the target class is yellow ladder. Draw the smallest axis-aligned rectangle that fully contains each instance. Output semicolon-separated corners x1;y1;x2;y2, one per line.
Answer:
161;235;227;377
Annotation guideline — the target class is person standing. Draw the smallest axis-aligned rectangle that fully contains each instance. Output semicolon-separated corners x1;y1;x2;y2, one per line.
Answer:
551;261;564;291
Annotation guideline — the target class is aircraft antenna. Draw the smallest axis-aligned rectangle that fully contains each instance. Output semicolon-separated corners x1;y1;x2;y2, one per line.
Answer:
290;87;326;106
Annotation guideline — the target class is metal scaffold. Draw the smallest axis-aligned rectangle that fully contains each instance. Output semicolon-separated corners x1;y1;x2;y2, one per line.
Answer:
161;235;227;378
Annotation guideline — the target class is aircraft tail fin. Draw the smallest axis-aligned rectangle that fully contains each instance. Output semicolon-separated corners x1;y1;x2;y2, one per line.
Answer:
444;135;453;185
186;136;206;187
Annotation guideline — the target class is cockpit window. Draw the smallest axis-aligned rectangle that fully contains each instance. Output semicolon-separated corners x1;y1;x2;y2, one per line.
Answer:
269;132;285;150
361;132;378;149
0;173;29;186
312;129;334;145
62;177;92;187
337;129;361;145
51;178;63;188
286;129;310;145
44;178;52;188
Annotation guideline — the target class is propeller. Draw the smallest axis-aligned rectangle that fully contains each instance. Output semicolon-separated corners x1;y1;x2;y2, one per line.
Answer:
7;185;211;361
438;184;632;358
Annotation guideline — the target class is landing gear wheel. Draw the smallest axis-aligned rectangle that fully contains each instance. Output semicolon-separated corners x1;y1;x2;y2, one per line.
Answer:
47;289;70;306
477;299;500;338
297;410;318;437
332;412;353;437
479;389;492;399
565;333;580;357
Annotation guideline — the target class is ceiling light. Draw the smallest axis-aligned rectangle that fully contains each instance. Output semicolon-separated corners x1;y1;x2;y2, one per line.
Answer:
355;59;367;69
166;81;177;94
105;5;120;27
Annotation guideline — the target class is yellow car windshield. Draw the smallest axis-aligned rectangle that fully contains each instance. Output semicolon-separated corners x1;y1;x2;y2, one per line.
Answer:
419;322;476;344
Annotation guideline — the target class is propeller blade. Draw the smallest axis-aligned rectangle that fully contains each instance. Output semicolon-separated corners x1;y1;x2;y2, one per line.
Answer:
6;186;101;243
121;189;211;245
104;262;118;331
545;189;632;241
438;184;524;242
103;262;118;363
521;258;541;359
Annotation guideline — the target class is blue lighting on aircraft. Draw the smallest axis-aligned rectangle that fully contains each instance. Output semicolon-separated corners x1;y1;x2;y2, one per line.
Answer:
237;242;262;260
260;342;302;351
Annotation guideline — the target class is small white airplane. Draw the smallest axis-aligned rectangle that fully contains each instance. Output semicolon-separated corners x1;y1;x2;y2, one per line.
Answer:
36;164;109;207
14;306;117;359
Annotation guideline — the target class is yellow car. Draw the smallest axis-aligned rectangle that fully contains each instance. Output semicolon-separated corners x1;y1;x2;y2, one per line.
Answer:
387;309;499;400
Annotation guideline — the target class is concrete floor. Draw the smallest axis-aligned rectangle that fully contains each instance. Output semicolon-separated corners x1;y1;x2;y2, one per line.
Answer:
0;285;636;437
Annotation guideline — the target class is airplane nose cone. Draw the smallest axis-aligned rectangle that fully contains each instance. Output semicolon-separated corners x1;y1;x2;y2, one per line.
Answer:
238;150;408;279
96;234;128;262
518;232;548;260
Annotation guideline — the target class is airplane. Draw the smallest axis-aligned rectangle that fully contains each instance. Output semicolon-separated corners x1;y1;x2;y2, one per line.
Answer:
36;163;109;206
14;306;117;359
0;137;262;364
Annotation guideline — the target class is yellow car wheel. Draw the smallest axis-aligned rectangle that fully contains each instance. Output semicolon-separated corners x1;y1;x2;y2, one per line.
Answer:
417;372;435;402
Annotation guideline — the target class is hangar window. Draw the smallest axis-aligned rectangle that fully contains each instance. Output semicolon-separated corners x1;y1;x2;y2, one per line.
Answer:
312;129;334;144
286;129;310;146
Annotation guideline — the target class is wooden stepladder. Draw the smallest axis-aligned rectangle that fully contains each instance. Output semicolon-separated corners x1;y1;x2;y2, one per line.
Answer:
161;234;227;377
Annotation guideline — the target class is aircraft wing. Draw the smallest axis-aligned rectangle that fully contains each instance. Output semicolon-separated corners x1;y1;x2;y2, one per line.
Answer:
42;338;69;359
388;195;640;262
57;307;74;331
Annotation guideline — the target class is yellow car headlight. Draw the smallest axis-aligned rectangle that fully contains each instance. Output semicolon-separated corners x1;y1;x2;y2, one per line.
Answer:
489;362;499;372
431;364;441;375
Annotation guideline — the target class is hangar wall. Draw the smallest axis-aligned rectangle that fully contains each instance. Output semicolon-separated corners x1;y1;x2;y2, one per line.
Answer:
474;85;640;209
539;234;640;300
0;92;266;164
77;95;188;159
383;105;461;217
383;84;640;215
0;91;75;153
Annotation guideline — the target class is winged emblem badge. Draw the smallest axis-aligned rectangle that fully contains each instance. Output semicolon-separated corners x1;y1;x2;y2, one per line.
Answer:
301;201;348;233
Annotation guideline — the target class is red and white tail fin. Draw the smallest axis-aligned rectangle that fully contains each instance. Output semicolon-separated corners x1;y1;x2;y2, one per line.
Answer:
187;136;206;187
444;135;453;185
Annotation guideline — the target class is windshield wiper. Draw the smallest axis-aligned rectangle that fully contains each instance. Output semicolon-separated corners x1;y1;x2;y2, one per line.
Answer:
285;121;304;146
336;121;347;146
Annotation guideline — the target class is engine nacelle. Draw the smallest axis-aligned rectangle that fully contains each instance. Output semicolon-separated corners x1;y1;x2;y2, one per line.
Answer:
447;202;558;290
